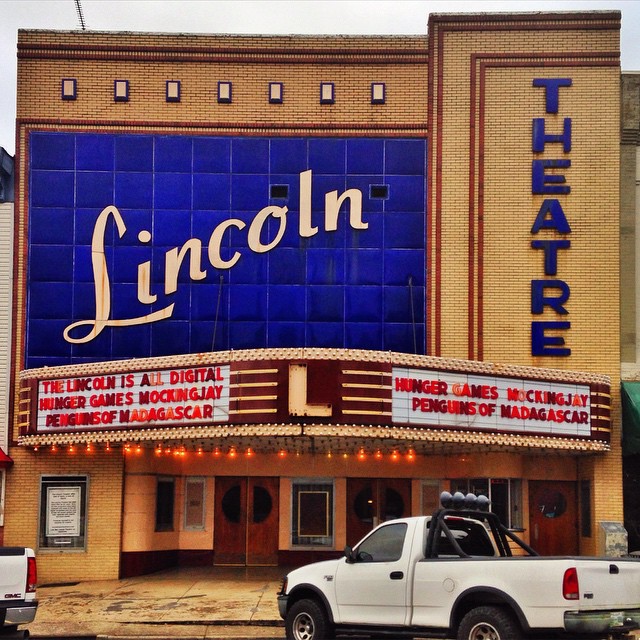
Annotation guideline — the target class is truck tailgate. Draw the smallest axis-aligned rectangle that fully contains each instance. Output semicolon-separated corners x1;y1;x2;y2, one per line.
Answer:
0;548;29;599
576;558;640;609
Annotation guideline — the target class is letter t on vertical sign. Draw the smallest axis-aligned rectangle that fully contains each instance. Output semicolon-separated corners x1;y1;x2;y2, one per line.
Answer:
289;364;332;417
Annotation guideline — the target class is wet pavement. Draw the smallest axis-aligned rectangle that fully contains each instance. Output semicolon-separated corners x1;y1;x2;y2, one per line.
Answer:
28;565;288;639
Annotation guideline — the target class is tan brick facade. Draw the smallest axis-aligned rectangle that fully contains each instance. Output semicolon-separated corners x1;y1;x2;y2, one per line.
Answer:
7;11;622;581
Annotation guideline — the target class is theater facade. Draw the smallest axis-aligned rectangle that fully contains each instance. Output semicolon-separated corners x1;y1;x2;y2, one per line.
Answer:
5;11;622;581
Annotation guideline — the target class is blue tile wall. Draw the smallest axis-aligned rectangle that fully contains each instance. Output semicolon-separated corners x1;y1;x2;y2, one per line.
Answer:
26;132;427;367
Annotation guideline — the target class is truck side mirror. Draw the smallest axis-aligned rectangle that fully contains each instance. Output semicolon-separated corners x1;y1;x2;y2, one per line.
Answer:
344;545;356;563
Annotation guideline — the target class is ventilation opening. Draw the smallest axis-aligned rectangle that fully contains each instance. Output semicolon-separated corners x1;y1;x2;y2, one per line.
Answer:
370;184;389;199
270;184;289;199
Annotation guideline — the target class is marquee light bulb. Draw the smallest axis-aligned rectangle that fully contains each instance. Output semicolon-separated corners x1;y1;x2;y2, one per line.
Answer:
278;449;287;458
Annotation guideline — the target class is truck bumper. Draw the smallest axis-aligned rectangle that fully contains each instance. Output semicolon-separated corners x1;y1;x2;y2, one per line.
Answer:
564;609;640;635
3;601;38;626
277;594;289;620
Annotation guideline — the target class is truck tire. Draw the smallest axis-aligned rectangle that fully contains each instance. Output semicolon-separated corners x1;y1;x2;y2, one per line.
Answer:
457;605;523;640
285;598;333;640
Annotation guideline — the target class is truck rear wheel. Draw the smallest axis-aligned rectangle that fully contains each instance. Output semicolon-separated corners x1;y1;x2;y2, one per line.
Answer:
457;605;523;640
285;598;333;640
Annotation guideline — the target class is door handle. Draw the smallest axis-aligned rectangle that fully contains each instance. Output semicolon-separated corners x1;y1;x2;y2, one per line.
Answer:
390;571;404;580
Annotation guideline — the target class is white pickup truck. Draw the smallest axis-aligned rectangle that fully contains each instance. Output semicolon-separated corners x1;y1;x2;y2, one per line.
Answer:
278;492;640;640
0;547;37;639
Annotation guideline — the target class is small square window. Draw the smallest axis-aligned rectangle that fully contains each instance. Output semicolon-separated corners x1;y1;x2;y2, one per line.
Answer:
166;80;181;102
218;81;232;103
114;80;129;102
371;82;386;104
61;78;77;101
270;184;289;199
320;82;335;104
370;184;389;199
269;82;283;104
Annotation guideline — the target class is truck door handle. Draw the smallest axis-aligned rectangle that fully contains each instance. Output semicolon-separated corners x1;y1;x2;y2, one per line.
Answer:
390;571;404;580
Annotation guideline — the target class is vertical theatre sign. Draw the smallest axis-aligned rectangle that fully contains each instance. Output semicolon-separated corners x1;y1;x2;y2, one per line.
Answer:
531;78;572;357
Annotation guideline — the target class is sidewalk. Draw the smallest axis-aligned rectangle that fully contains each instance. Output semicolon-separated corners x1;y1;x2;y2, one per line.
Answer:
28;566;288;639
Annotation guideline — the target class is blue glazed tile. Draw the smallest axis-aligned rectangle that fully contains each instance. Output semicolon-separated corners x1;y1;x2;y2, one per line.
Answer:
385;322;425;355
161;285;191;320
384;212;425;248
29;245;74;282
269;248;306;284
346;249;383;285
189;283;227;321
31;171;75;208
112;324;151;357
110;282;145;321
307;286;343;321
193;137;231;173
155;136;192;173
229;321;266;349
231;174;269;211
72;326;116;359
307;248;344;285
153;209;192;246
229;285;267;321
71;282;98;317
268;285;306;321
115;172;153;209
384;249;425;286
113;245;152;283
347;211;383;248
307;322;343;347
308;174;346;211
346;176;385;213
110;209;153;246
76;171;114;208
345;286;382;322
26;320;74;358
29;282;74;319
74;208;105;245
72;248;95;284
151;320;191;356
384;285;419;323
193;174;232;210
228;250;268;284
29;208;74;244
76;134;115;171
190;320;220;352
345;322;383;350
269;322;306;347
232;138;270;174
30;133;75;170
155;172;192;209
347;139;384;175
115;135;154;172
309;138;346;174
270;138;308;173
385;176;426;213
192;209;230;238
385;139;427;175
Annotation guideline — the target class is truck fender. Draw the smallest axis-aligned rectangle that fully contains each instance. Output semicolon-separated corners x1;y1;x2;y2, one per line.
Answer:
450;586;532;634
287;583;336;624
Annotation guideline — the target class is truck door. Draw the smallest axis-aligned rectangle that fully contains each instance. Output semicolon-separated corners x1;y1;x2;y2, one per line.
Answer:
335;520;410;626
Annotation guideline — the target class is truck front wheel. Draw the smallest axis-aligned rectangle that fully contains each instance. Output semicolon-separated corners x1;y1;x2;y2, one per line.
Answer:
457;605;523;640
285;598;333;640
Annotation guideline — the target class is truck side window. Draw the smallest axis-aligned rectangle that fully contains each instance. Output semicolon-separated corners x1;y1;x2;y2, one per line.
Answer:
356;522;408;562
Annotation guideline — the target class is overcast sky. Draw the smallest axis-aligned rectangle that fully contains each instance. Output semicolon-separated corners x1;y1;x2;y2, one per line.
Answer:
1;0;638;156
